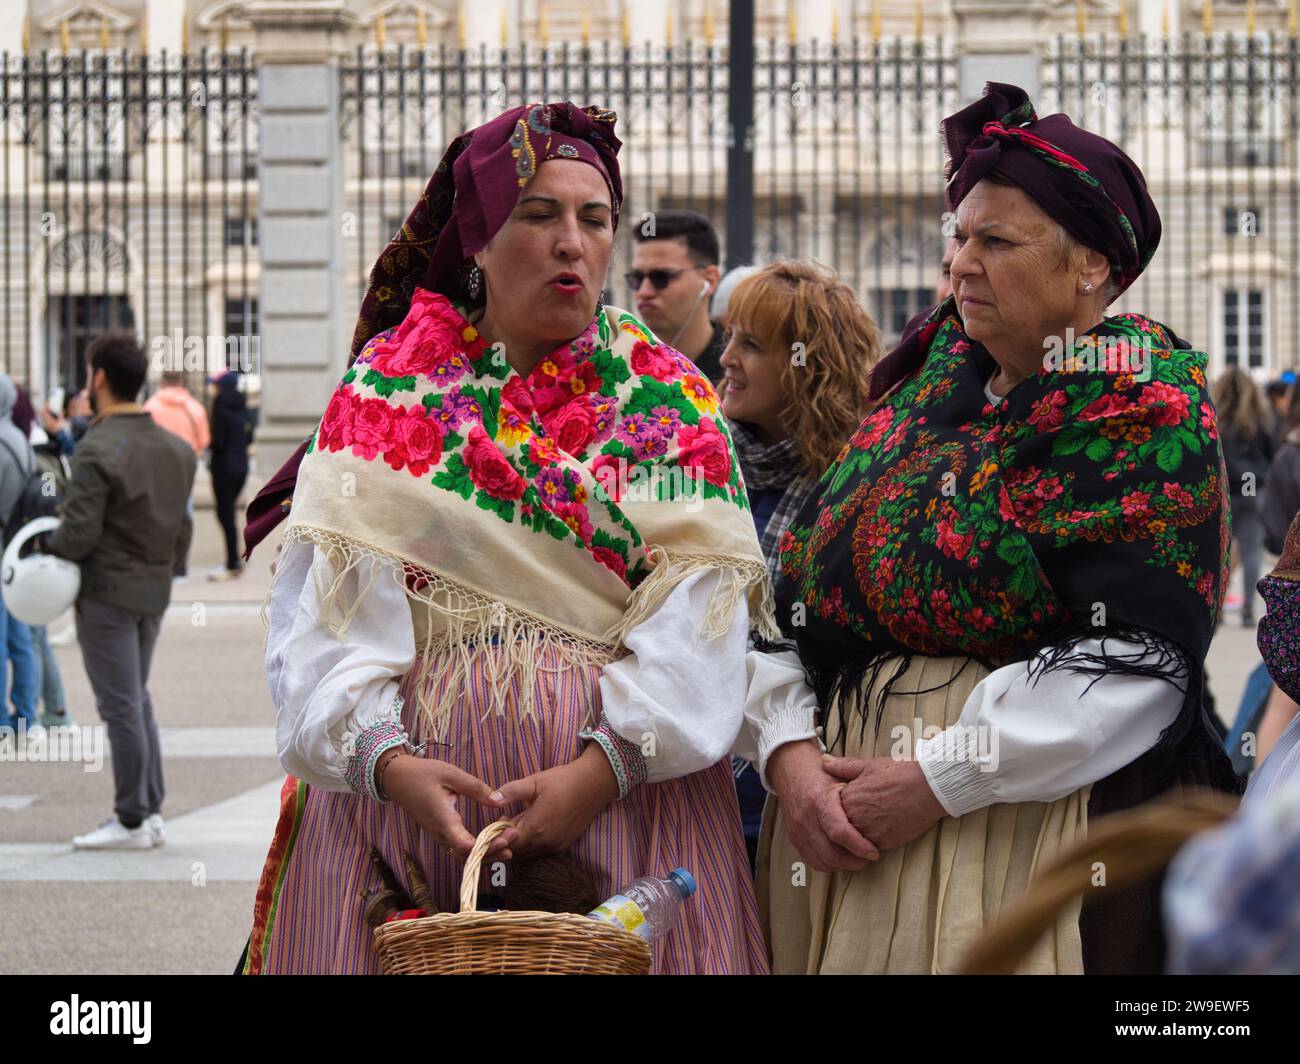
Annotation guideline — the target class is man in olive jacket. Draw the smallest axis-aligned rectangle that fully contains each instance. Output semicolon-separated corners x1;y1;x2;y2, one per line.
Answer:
48;331;197;850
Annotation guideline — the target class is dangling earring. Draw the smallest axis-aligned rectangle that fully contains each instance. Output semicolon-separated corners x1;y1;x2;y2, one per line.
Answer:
467;264;482;300
594;288;605;318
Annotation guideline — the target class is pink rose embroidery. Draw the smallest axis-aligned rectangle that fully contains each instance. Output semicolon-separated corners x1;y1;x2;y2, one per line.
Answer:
351;397;395;461
463;424;527;500
676;417;732;487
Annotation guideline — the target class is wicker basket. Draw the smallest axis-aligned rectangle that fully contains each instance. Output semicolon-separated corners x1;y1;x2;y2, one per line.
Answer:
373;819;653;975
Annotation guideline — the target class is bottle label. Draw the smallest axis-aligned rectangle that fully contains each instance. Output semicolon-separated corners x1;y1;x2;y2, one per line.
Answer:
589;894;651;941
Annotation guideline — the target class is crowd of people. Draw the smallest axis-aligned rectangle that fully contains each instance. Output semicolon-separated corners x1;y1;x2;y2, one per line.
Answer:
6;82;1299;975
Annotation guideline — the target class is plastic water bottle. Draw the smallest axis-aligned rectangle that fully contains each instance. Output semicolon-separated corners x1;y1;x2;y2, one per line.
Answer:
587;868;697;943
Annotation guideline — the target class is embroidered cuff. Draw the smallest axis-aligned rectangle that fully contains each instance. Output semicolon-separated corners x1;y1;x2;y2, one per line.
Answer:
757;703;820;793
579;716;648;799
916;726;998;819
344;695;410;804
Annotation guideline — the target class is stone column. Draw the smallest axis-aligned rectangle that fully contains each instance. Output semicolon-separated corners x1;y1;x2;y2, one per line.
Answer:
465;0;510;49
951;0;1052;104
148;0;186;53
245;1;357;475
1138;0;1179;38
0;4;23;52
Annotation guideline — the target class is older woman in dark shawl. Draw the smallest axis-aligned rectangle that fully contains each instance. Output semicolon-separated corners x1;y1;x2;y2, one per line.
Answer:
749;83;1238;974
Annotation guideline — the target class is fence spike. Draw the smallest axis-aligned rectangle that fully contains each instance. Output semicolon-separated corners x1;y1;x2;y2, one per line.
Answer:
418;9;428;48
1119;1;1129;37
1203;0;1214;36
1247;0;1256;34
1076;0;1086;37
1290;0;1297;36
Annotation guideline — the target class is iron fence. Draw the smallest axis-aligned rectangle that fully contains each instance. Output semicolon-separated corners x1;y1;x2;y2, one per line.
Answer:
3;34;1300;406
0;48;257;402
339;37;961;344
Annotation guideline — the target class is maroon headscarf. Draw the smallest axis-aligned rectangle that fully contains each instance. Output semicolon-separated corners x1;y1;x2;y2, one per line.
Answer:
349;101;623;363
243;102;624;559
870;82;1161;401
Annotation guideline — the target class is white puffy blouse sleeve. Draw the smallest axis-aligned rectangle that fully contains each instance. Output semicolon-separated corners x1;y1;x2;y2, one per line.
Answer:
916;637;1184;817
597;567;819;790
265;537;417;799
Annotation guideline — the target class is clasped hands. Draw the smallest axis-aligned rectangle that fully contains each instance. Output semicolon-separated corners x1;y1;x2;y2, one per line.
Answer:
378;741;620;863
766;739;948;872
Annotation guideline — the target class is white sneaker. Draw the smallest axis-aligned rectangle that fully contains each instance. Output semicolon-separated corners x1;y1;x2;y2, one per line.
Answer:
72;816;153;850
206;565;243;582
145;813;165;847
24;723;46;748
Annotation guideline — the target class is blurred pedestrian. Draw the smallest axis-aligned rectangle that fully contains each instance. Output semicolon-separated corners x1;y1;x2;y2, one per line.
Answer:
13;385;72;728
0;374;41;743
709;264;759;328
935;235;956;303
629;209;725;382
1262;396;1300;554
207;371;250;581
47;331;196;850
144;370;210;456
145;370;210;580
1212;366;1275;625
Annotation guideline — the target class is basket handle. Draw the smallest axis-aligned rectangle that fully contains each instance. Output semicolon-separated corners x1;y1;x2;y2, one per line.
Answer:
459;818;516;914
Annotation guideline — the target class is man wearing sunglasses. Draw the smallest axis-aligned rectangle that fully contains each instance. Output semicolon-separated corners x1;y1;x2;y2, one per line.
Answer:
628;210;725;383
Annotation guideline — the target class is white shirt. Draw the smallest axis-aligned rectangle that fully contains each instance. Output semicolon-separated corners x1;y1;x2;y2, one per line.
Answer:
266;539;1181;812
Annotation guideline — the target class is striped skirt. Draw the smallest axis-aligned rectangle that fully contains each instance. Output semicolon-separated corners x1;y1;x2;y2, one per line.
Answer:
243;642;769;974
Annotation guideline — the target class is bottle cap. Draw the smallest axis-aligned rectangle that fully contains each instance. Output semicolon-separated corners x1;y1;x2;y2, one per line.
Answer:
668;867;696;898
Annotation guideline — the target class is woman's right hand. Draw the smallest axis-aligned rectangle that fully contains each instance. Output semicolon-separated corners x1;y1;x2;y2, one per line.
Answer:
380;752;516;862
767;739;880;873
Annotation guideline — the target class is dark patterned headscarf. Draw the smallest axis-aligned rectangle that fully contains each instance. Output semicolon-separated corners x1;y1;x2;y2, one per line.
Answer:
244;101;623;559
349;100;623;363
871;82;1162;403
944;82;1160;297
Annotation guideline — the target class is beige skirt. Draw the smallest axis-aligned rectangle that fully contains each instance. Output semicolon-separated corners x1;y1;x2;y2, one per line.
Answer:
757;655;1089;974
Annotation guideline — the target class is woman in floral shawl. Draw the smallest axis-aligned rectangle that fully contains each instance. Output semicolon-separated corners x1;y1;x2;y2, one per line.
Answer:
751;83;1239;974
238;102;813;974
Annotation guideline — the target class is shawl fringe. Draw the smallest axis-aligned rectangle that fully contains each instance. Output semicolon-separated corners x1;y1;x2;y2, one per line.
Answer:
268;526;781;742
600;543;782;649
269;525;619;743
